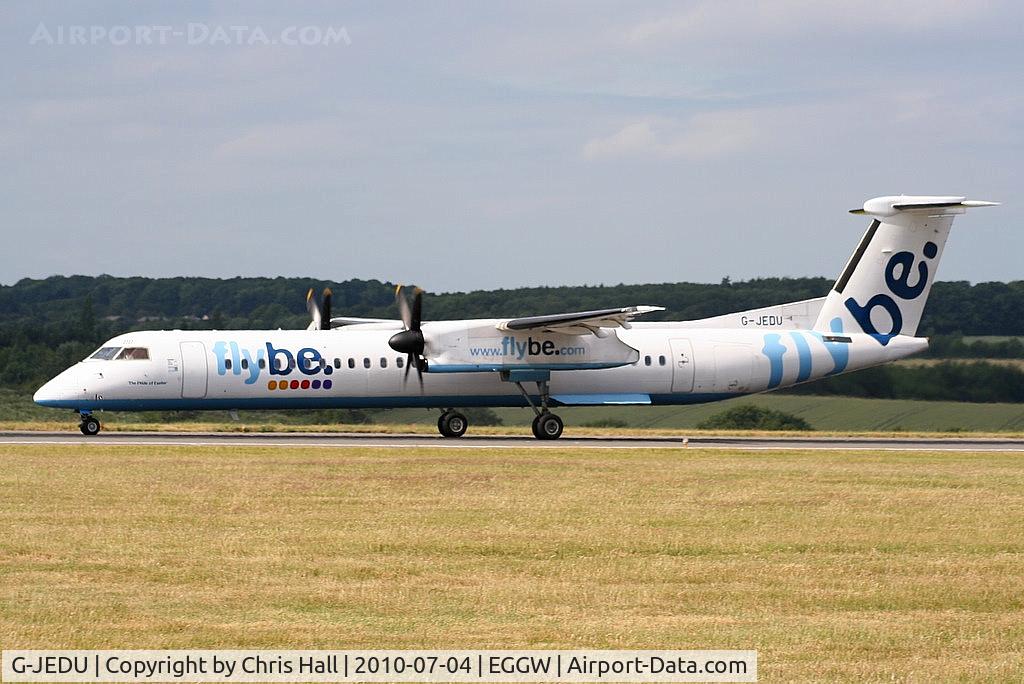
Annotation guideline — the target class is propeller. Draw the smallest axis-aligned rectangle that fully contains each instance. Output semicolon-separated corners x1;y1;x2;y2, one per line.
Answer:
389;285;426;389
321;288;332;330
305;288;333;331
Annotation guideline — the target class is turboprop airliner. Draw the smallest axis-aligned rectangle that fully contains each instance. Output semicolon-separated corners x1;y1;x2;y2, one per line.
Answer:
35;195;996;438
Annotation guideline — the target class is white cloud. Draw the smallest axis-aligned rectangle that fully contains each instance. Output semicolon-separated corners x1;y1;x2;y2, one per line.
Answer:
627;0;1001;46
212;118;357;161
583;112;758;161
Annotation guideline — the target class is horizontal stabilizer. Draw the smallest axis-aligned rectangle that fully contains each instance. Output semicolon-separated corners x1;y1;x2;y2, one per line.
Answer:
850;196;999;217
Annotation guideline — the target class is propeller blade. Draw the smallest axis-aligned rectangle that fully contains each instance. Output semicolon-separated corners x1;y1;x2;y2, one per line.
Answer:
395;285;413;330
393;284;426;392
411;287;423;330
305;288;321;331
321;288;332;330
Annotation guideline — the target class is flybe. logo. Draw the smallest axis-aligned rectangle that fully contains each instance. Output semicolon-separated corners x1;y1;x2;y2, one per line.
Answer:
212;341;333;390
844;241;938;346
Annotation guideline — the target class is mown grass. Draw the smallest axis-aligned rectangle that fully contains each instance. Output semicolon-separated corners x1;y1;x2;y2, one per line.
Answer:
4;419;1024;440
2;445;1024;680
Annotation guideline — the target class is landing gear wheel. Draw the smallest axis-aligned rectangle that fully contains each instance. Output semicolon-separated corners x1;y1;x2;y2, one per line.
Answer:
438;411;468;438
79;416;101;436
532;412;563;440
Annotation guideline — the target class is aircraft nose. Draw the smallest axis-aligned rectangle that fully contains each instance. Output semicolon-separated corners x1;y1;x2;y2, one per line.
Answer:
34;377;68;406
33;367;89;407
33;380;54;404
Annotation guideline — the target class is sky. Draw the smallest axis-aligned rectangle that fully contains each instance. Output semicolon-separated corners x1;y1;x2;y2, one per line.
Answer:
1;1;1021;292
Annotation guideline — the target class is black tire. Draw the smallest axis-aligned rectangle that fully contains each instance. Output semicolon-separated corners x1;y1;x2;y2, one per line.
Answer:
437;413;452;437
79;417;101;436
442;411;468;438
534;412;563;440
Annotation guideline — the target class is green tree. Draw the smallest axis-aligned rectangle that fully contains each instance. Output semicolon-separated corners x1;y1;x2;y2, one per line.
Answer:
698;405;812;431
77;295;96;341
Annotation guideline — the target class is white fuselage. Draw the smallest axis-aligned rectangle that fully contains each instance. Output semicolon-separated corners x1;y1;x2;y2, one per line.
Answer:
36;193;996;421
33;321;926;412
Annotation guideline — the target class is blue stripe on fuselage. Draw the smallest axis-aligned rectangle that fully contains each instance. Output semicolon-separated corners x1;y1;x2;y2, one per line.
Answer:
35;391;742;412
788;331;812;383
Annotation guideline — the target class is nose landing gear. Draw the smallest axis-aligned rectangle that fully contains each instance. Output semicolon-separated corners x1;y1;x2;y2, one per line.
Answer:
79;413;101;436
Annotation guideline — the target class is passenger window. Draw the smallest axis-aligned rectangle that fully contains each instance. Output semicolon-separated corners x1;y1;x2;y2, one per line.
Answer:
258;358;266;369
644;355;652;366
118;347;150;360
241;359;249;370
277;357;287;371
380;358;387;368
348;358;355;369
288;358;296;370
225;359;232;370
333;358;341;369
90;347;121;360
396;357;404;368
363;357;371;369
659;355;666;366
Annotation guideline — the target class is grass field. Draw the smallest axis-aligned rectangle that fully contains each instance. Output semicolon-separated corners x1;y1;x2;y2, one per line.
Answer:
894;357;1024;370
961;336;1024;344
3;444;1024;680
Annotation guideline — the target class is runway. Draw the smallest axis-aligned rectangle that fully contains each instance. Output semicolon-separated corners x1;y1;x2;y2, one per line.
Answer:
2;430;1024;451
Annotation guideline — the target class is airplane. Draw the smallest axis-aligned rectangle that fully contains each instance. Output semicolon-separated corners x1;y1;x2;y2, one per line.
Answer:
34;195;997;438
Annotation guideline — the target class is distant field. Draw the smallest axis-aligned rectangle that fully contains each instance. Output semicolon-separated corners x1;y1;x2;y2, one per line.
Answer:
8;386;1024;433
2;444;1024;680
894;357;1024;369
960;336;1024;344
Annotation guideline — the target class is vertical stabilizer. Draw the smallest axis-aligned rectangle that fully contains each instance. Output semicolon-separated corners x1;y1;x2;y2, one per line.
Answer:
813;196;997;343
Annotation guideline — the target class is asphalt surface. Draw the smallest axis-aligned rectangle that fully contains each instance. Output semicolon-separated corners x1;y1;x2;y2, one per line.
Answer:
2;431;1024;451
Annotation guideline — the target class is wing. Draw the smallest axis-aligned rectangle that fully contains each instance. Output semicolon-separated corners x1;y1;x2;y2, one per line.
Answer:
498;306;664;336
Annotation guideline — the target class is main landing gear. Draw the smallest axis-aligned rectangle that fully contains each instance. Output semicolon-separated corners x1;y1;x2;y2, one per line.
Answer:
437;409;468;438
436;379;565;440
79;412;101;436
515;378;563;440
531;411;563;440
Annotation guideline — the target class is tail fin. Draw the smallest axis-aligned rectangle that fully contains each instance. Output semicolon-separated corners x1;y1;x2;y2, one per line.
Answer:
813;195;998;343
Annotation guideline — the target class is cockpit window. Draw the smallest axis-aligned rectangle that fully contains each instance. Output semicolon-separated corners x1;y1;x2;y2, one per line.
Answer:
117;347;150;360
89;347;121;360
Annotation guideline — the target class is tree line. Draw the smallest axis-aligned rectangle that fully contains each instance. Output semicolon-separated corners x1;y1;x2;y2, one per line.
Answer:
3;274;1024;393
783;361;1024;404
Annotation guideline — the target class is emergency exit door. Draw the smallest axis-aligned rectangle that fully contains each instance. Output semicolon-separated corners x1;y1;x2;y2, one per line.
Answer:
670;338;694;392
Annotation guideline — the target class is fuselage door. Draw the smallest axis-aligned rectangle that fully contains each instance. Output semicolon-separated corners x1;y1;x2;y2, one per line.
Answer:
180;342;208;399
670;338;695;393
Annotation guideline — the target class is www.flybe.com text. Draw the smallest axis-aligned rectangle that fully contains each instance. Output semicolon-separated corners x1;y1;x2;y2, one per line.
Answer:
470;336;587;360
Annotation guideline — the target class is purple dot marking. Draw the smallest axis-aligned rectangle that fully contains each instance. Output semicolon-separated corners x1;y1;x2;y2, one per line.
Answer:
323;379;332;390
312;379;321;389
